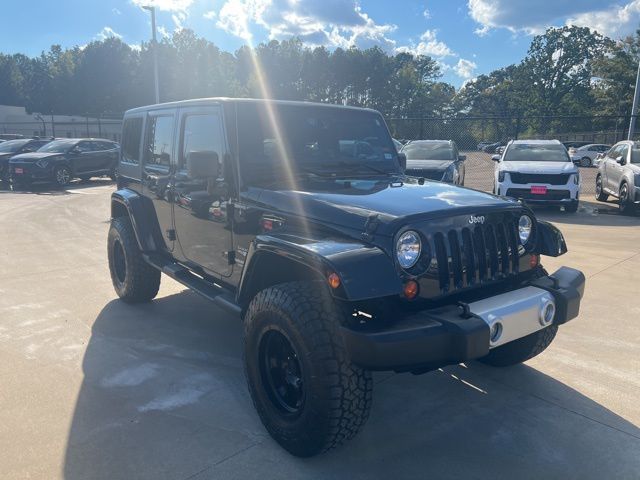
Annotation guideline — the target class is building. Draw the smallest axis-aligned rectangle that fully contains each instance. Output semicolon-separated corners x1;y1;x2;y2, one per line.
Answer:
0;105;122;142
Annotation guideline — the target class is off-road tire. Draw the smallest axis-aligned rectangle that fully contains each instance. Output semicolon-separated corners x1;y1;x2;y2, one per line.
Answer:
478;325;558;367
243;281;372;457
107;216;160;303
595;175;608;202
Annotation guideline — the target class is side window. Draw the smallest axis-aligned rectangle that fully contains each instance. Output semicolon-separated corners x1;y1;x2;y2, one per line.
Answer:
180;113;224;172
22;142;39;153
122;117;143;164
76;142;94;153
609;145;622;159
146;115;174;168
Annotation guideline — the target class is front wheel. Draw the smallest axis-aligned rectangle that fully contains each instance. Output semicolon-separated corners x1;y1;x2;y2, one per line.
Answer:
619;182;637;215
243;282;372;457
579;156;591;167
478;325;558;367
595;175;608;202
107;217;161;303
54;165;72;187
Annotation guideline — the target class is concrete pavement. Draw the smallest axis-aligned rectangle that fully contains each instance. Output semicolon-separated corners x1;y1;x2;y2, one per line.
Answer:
0;180;638;479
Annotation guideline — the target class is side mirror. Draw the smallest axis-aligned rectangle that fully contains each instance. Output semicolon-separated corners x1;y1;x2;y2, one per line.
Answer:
70;146;82;154
491;155;500;162
616;155;625;165
398;152;407;172
187;151;219;179
458;155;466;161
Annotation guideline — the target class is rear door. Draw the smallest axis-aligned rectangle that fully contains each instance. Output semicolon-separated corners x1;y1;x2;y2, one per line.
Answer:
70;141;97;174
142;110;177;251
93;141;118;171
172;105;234;277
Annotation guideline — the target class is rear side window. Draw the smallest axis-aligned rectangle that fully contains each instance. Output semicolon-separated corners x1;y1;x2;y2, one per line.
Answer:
180;113;224;170
146;115;174;168
122;117;143;164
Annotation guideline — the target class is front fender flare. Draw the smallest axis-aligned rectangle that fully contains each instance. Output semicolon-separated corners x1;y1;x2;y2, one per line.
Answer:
238;234;402;305
535;220;567;257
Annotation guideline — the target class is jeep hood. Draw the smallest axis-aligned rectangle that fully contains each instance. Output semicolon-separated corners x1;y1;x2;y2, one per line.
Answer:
256;177;517;237
500;161;577;174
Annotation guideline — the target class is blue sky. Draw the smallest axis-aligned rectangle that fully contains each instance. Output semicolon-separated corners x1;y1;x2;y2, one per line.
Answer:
1;0;638;87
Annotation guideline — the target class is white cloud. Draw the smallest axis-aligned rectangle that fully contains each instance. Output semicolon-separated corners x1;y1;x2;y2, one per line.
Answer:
203;10;217;20
396;30;455;58
467;0;606;35
216;0;397;50
567;0;640;38
96;26;123;40
130;0;194;11
423;8;431;19
454;58;477;79
172;11;187;29
157;25;171;38
112;7;122;15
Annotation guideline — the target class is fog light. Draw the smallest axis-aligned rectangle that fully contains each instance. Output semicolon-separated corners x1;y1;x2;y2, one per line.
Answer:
403;280;419;300
490;321;503;343
530;254;539;269
540;301;555;326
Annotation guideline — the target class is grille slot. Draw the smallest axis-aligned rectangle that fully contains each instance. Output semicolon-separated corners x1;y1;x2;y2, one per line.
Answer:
431;219;520;294
509;173;570;185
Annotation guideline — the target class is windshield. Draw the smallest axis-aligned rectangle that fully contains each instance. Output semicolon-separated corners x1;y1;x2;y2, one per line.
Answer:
0;139;30;153
237;103;399;186
504;143;570;162
402;142;455;161
37;140;76;153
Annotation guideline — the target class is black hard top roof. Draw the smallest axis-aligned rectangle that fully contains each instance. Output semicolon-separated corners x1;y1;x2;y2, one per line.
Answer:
125;97;379;116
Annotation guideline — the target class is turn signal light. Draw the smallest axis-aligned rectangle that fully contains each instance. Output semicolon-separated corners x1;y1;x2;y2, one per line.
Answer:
530;254;540;269
327;272;341;289
403;280;419;300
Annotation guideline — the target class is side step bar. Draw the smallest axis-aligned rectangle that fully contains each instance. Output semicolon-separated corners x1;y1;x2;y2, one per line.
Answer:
144;254;242;316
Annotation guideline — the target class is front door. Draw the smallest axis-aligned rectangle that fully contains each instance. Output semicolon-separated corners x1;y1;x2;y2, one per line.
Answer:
142;110;176;251
606;144;627;193
172;106;234;277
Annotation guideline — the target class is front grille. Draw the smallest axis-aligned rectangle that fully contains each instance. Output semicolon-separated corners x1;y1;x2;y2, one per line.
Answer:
506;188;570;200
509;173;570;185
432;220;520;293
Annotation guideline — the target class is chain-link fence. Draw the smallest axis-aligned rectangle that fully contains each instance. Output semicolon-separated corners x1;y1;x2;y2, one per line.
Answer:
385;115;636;198
0;116;123;142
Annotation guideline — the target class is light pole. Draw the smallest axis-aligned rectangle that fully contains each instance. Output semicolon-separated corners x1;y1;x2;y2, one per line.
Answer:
143;5;160;104
628;59;640;140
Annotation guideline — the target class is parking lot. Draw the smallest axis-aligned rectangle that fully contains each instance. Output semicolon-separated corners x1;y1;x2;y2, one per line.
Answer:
1;173;639;479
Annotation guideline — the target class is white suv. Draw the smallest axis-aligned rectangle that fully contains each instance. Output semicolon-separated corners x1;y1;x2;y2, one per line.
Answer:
493;139;580;213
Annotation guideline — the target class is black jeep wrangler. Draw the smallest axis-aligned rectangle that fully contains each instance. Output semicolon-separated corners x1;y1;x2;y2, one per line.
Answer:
108;98;585;457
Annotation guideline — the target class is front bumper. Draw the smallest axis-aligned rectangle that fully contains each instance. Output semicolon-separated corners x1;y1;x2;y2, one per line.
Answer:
9;163;53;183
342;266;585;372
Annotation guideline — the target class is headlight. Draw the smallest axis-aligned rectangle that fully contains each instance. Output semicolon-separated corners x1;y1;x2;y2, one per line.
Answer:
36;159;50;168
518;215;533;245
441;164;458;183
396;230;421;269
571;173;580;185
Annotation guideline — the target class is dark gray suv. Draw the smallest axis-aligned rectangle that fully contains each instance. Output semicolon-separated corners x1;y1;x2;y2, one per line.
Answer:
595;140;640;214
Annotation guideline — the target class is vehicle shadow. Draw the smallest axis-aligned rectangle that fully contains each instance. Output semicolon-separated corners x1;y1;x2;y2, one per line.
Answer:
63;291;640;479
0;178;115;195
532;200;640;227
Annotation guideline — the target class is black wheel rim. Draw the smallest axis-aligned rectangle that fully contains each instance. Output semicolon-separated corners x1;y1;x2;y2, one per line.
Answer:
596;177;602;195
621;185;628;205
113;239;126;285
259;329;305;415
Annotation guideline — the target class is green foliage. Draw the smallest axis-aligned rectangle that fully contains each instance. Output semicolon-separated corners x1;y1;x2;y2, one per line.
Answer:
0;25;635;121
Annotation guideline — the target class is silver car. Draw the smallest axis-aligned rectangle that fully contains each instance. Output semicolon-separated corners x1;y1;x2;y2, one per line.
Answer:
569;144;611;167
595;140;640;214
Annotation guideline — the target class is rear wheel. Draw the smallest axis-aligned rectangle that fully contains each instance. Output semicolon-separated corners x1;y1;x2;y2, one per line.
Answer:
564;201;578;213
478;325;558;367
243;281;372;457
619;182;637;215
595;175;608;202
107;216;161;303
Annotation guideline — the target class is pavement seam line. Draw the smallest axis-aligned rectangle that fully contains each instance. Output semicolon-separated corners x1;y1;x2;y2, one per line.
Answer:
587;250;640;279
181;441;262;480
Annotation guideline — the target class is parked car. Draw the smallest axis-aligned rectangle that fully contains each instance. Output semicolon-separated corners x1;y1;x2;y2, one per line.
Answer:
401;139;466;185
493;139;580;212
0;133;25;141
477;141;493;151
0;138;53;183
595;140;640;215
9;138;119;188
562;141;591;150
392;138;403;152
482;140;507;153
593;149;610;167
569;144;611;167
107;98;584;457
